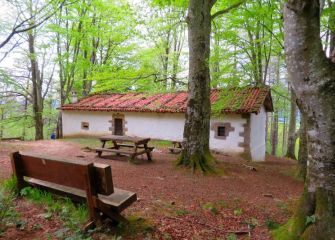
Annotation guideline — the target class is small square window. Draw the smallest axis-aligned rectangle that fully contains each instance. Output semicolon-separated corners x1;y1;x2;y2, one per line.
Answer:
81;122;89;130
217;126;226;137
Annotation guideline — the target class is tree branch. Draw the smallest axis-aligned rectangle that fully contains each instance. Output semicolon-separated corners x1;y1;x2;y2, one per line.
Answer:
0;0;67;49
211;0;246;20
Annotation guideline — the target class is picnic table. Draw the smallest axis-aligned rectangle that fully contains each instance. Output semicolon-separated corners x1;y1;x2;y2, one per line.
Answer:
95;135;154;161
168;141;183;154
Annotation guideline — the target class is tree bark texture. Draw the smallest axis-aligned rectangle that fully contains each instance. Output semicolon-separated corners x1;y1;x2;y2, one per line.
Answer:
0;107;4;138
28;30;44;140
284;0;335;238
178;0;214;172
286;88;297;159
298;110;308;180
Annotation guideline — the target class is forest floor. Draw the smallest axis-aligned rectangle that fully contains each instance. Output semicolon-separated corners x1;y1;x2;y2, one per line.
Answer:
0;139;303;240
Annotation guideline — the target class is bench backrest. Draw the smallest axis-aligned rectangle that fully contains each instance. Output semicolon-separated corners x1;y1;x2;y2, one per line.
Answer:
11;152;114;195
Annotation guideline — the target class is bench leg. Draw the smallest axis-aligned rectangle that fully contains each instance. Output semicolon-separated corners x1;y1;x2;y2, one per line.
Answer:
96;199;129;224
83;220;96;232
146;151;152;161
97;151;102;157
143;143;152;161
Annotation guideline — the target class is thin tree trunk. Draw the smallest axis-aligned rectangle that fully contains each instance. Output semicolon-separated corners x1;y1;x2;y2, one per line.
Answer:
271;111;278;155
162;30;171;89
28;28;44;140
177;0;213;172
282;114;287;156
0;107;4;139
286;88;297;159
284;0;335;238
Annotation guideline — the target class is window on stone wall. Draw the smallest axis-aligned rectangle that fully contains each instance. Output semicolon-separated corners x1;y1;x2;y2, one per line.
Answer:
217;126;226;137
81;122;89;130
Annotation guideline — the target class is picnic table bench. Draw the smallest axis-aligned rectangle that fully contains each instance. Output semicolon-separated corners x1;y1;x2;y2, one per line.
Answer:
168;141;183;154
10;151;137;228
95;135;154;161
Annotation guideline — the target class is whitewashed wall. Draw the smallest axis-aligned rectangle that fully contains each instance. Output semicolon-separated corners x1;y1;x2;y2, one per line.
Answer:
250;106;266;161
62;111;113;136
210;114;246;153
62;110;259;160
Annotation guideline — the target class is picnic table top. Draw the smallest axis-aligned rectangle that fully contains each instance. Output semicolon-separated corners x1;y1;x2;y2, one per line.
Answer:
99;135;150;143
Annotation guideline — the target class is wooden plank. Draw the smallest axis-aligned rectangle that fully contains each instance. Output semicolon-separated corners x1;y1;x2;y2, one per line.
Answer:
95;148;135;155
132;149;148;156
99;189;137;212
16;152;113;195
19;153;90;190
117;144;135;148
99;135;139;142
10;152;26;190
1;137;23;141
27;178;137;212
93;163;113;195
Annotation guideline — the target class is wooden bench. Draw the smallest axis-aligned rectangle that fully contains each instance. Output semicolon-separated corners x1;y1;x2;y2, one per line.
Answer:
10;152;137;228
168;141;183;154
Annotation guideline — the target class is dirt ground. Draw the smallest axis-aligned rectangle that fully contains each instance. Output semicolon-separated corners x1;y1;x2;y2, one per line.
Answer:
0;139;303;239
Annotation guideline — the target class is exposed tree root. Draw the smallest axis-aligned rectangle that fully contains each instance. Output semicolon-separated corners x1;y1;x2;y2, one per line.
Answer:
176;149;215;173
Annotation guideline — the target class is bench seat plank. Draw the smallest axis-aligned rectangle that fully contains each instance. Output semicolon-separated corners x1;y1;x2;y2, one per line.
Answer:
27;178;137;213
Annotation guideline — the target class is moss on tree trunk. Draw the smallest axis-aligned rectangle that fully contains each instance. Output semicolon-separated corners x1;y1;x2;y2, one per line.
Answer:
178;0;214;173
282;0;335;239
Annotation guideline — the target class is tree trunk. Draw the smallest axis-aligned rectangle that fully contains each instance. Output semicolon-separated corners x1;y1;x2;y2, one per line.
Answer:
282;114;287;156
177;0;214;172
271;111;278;156
328;0;335;61
284;0;335;238
28;30;44;140
298;110;308;180
286;88;297;159
0;107;4;139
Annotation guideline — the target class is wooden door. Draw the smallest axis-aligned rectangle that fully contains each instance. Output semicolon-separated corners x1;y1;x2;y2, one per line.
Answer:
114;118;123;135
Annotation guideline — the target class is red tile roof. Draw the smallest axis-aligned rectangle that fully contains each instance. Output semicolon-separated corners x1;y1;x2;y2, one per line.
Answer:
60;86;273;114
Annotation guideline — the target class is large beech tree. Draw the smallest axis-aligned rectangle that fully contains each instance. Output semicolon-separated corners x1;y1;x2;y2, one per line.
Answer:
177;0;245;172
284;0;335;238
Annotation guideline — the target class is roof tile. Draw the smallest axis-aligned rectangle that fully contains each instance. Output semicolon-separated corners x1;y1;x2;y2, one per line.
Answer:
61;86;272;114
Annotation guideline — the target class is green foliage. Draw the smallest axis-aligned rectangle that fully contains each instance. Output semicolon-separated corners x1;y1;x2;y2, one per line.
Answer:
265;218;280;230
233;208;243;216
202;202;219;215
271;219;296;240
1;177;18;196
114;214;155;237
226;233;237;240
305;215;316;227
0;182;19;234
175;209;189;216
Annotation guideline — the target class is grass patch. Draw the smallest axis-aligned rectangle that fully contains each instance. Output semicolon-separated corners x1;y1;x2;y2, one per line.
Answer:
175;209;190;216
20;187;88;229
150;139;172;148
113;214;155;237
61;137;101;148
265;218;280;230
19;186;90;239
0;183;20;235
233;208;243;216
62;137;173;149
271;219;296;240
